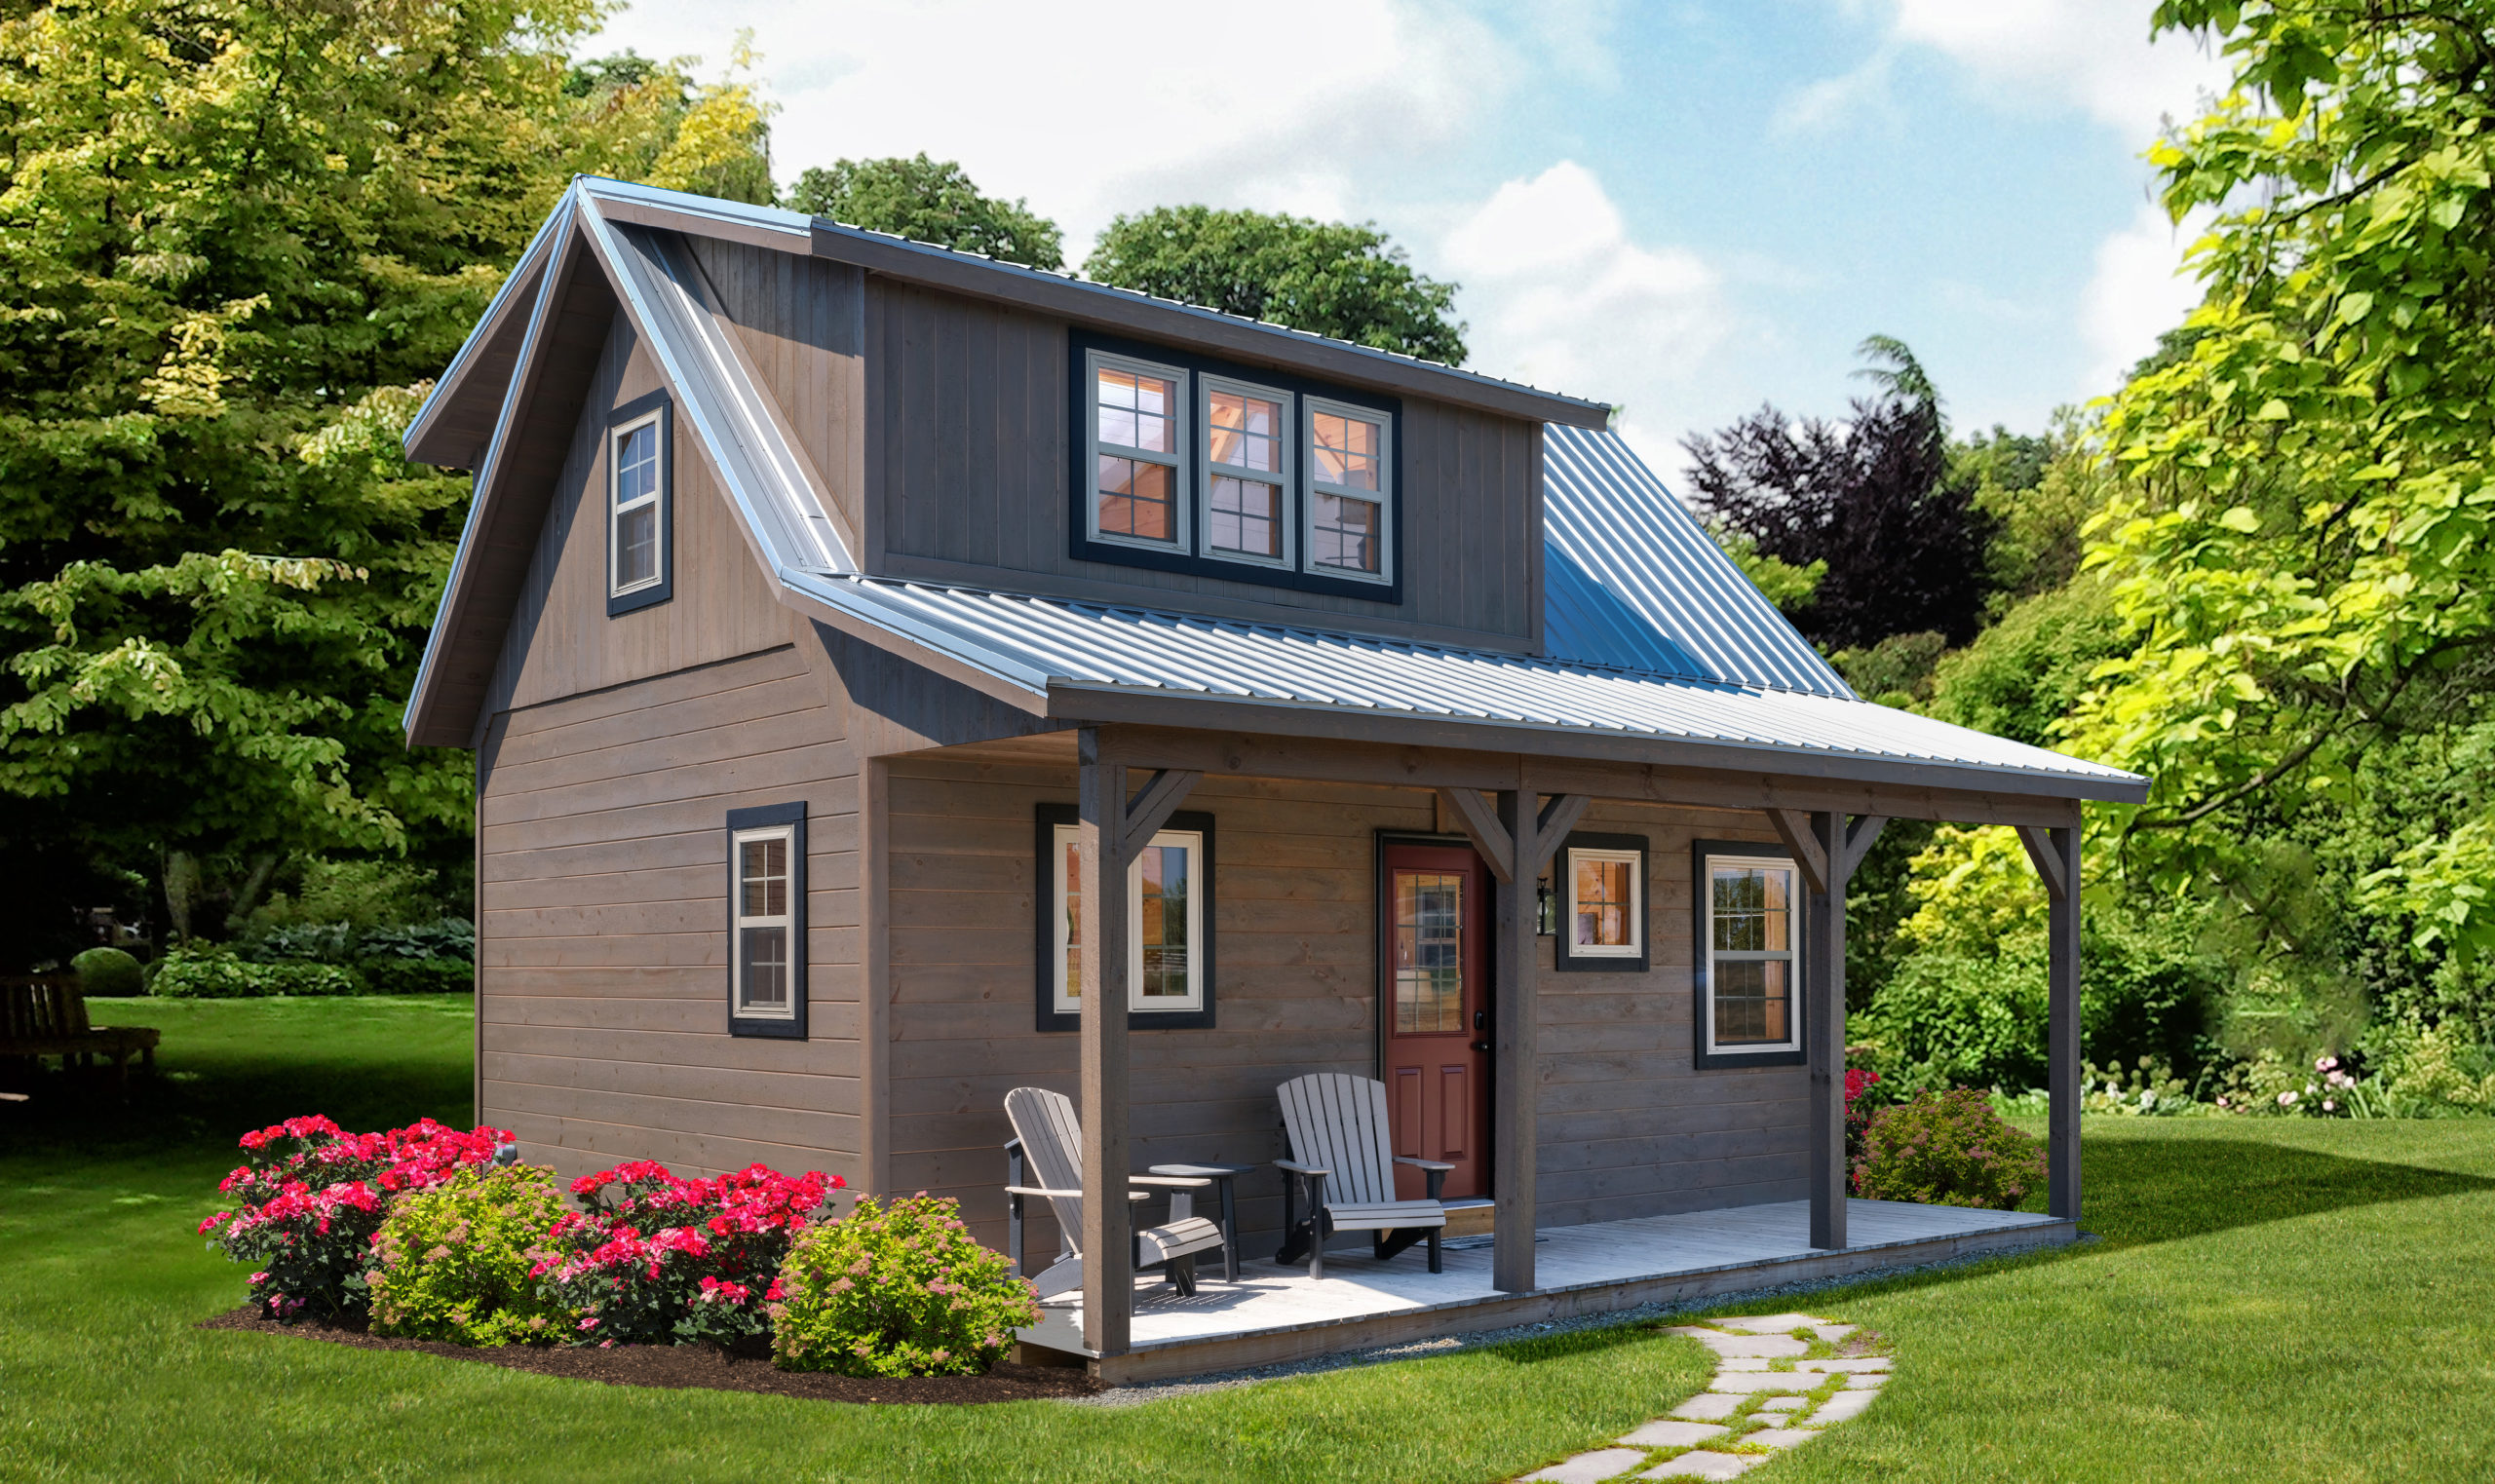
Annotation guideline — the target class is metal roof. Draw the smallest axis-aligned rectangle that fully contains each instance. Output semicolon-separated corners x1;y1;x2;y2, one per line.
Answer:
784;572;2146;797
1542;425;1853;698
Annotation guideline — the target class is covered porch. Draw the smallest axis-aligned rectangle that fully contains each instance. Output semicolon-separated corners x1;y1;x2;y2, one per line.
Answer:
1017;1196;2073;1384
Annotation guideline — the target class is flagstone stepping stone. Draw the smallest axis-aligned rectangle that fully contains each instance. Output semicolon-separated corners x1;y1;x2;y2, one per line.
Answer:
1509;1313;1895;1483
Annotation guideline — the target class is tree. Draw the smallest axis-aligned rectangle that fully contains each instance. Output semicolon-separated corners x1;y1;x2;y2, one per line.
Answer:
785;155;1062;270
1681;337;1991;652
564;44;778;206
2068;2;2495;970
1084;206;1466;364
0;2;764;959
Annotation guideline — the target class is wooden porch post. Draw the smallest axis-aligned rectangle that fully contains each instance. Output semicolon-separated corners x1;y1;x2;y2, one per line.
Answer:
2020;823;2082;1221
1076;728;1200;1358
1442;782;1587;1294
1772;809;1885;1251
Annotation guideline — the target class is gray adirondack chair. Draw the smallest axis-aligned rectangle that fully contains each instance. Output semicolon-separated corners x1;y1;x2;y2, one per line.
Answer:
1273;1073;1451;1278
1002;1086;1231;1298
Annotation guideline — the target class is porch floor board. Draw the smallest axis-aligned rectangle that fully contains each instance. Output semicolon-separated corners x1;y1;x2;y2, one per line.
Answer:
1018;1198;2073;1382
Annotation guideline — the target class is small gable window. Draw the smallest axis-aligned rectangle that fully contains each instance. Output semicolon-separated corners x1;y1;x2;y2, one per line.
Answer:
607;394;672;615
1693;842;1804;1066
727;803;807;1039
1088;351;1188;551
1199;375;1292;569
1306;397;1393;583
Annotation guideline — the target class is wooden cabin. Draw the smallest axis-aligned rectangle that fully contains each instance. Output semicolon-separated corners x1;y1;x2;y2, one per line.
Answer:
403;177;2148;1382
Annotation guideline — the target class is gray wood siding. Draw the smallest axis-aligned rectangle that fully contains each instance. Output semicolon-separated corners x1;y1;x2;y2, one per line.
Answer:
862;281;1542;651
482;315;797;719
881;753;1805;1252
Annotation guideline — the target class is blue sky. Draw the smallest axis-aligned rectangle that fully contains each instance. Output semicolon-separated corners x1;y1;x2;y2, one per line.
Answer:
587;1;2227;478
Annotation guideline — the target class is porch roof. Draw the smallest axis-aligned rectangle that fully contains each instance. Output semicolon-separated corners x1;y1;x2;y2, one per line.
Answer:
786;569;2149;801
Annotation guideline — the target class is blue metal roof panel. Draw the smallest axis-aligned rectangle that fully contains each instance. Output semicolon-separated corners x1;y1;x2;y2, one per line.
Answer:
1541;425;1853;698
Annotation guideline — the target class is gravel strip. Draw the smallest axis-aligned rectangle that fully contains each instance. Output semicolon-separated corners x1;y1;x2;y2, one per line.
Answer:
1066;1233;2091;1407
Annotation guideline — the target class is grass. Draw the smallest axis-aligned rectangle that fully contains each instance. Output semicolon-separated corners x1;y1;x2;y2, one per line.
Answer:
4;997;2493;1482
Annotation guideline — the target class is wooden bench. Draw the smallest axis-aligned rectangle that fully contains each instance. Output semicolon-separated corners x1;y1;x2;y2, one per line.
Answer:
0;976;160;1097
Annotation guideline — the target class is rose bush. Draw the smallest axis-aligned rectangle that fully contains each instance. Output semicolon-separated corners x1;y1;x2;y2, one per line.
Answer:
368;1164;575;1346
535;1160;838;1346
1853;1088;2047;1211
197;1115;509;1318
771;1193;1037;1377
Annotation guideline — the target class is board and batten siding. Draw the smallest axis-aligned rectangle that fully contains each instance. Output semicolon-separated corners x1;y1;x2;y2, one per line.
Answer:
472;312;864;1192
861;279;1543;653
880;752;1807;1254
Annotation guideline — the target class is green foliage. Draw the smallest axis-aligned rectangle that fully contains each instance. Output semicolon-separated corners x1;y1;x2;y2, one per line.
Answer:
1852;1088;2047;1210
562;41;777;205
368;1165;575;1347
771;1194;1037;1377
71;947;143;998
248;858;449;932
1708;527;1825;616
1085;206;1466;364
150;948;362;999
354;958;473;996
1965;413;2113;612
1830;630;1947;709
786;154;1063;269
1926;574;2130;748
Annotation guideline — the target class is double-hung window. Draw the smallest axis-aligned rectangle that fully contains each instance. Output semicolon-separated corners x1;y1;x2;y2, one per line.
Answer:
1695;844;1802;1064
726;803;807;1038
1087;351;1187;552
1305;396;1393;584
1199;375;1292;568
1035;806;1215;1030
1553;833;1647;970
606;395;671;615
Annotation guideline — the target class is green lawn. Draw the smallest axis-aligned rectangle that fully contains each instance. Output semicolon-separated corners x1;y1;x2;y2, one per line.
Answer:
5;998;2493;1482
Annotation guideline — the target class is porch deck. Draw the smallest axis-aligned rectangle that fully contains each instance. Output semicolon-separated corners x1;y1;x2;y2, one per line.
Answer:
1019;1198;2075;1384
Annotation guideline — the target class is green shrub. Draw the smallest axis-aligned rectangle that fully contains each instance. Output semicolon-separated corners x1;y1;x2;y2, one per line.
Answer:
355;956;472;995
771;1194;1036;1377
152;948;364;999
1854;1088;2047;1210
367;1164;576;1346
71;947;144;997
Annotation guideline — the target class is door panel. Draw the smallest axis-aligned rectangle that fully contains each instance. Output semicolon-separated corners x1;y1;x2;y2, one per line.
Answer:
1383;842;1492;1200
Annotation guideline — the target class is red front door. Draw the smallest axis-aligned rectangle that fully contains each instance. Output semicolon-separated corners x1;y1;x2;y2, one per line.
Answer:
1383;843;1493;1200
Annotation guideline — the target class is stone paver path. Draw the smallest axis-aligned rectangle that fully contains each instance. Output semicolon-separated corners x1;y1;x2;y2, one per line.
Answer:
1516;1313;1891;1482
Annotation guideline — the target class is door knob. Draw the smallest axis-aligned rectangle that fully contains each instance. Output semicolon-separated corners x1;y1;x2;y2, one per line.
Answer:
1470;1041;1491;1052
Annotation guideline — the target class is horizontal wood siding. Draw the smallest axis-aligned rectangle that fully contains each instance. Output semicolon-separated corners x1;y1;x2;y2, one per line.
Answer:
865;281;1541;652
883;755;1805;1253
484;315;797;718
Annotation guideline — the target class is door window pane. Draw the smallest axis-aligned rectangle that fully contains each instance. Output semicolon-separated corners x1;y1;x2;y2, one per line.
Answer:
1394;870;1466;1034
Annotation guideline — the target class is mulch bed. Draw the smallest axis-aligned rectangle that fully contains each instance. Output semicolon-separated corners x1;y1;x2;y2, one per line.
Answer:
198;1307;1099;1404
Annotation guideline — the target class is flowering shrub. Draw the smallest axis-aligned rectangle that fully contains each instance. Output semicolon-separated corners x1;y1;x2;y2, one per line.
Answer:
1854;1088;2047;1211
772;1194;1037;1377
1844;1068;1880;1185
535;1160;837;1346
368;1164;575;1346
197;1116;509;1318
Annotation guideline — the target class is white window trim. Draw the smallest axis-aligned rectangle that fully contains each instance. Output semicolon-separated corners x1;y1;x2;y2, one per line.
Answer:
1701;851;1802;1056
731;824;797;1020
1196;373;1295;571
1301;394;1394;586
608;409;666;599
1563;846;1643;958
1084;348;1191;553
1050;822;1206;1014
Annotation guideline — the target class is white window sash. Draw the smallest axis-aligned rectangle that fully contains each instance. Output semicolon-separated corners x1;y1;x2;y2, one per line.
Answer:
1052;822;1205;1014
1563;846;1642;957
731;824;796;1020
1301;395;1394;585
1197;373;1294;570
1702;853;1802;1055
609;409;665;598
1085;349;1190;552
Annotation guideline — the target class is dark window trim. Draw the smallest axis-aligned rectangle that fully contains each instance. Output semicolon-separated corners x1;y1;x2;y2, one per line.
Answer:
1033;802;1218;1032
1553;831;1650;973
727;801;807;1040
606;388;674;617
1692;837;1805;1069
1066;327;1404;605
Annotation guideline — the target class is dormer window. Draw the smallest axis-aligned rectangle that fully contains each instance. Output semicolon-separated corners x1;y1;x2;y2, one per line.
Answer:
1088;351;1187;551
606;393;672;615
1200;375;1292;568
1306;398;1392;583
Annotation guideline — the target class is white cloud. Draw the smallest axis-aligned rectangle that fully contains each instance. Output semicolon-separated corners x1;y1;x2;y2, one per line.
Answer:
1439;161;1731;459
582;0;1505;258
2077;201;2211;394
